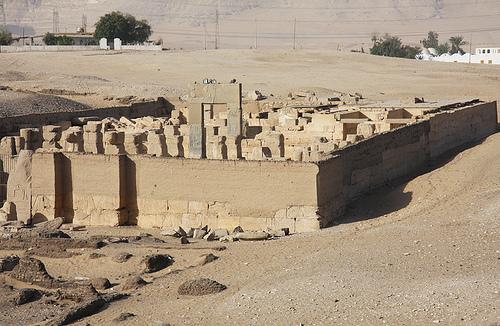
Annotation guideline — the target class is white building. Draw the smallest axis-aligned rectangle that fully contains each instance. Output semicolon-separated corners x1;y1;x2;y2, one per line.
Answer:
417;47;500;65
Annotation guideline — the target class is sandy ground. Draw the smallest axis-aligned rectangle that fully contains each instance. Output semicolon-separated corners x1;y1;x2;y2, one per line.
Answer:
0;133;497;326
1;50;500;109
0;49;499;325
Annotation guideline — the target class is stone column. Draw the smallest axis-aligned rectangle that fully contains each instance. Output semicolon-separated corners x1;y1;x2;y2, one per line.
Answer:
125;132;147;155
42;125;62;150
104;131;125;155
83;121;104;154
61;127;84;153
147;129;167;157
188;103;205;159
19;128;42;151
0;137;16;155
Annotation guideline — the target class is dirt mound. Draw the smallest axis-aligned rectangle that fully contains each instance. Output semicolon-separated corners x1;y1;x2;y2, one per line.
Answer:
177;278;227;296
121;276;148;291
10;257;55;288
13;288;42;306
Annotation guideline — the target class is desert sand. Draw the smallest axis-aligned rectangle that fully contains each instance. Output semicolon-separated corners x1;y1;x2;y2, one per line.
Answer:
0;49;499;325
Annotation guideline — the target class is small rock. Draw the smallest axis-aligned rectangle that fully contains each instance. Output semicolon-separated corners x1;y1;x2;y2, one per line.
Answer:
0;255;20;272
232;226;244;234
193;229;207;239
113;252;133;263
213;229;229;239
114;312;136;322
195;253;219;266
180;236;189;245
13;288;42;305
38;230;71;239
160;228;180;238
105;237;128;244
176;226;187;237
203;230;216;241
91;278;111;290
88;252;105;259
234;231;269;241
121;276;148;291
219;235;237;243
143;254;173;273
178;278;227;296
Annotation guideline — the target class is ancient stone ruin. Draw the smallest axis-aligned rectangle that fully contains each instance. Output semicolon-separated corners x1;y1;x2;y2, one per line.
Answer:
0;82;498;233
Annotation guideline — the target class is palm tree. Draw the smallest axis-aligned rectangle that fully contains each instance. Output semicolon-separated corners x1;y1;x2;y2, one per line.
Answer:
449;36;467;54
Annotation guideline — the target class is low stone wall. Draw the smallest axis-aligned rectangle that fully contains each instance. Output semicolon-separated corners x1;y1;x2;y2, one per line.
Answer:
121;45;162;51
0;45;100;53
317;101;498;226
5;101;498;232
0;98;173;137
29;153;319;232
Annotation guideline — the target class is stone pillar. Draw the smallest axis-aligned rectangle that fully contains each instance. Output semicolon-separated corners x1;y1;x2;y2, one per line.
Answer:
165;125;183;157
0;137;17;155
227;107;242;137
188;103;205;159
125;132;147;155
226;136;242;160
104;131;125;155
20;128;42;151
83;121;104;154
61;127;84;153
147;129;167;157
42;125;62;150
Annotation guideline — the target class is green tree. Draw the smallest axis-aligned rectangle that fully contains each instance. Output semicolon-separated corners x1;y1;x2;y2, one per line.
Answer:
43;32;75;45
94;11;152;44
0;27;13;46
449;36;467;54
435;42;450;55
421;31;439;49
370;34;420;59
43;32;58;45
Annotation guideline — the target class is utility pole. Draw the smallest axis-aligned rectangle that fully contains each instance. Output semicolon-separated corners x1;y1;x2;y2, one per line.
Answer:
203;22;207;50
82;14;87;33
0;0;6;27
469;33;473;64
52;9;59;33
254;18;258;49
22;27;24;46
293;18;297;50
214;8;220;49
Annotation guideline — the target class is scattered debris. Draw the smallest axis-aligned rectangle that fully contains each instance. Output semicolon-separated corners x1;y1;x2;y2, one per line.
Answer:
195;253;219;266
114;312;136;322
142;254;173;273
178;278;227;296
113;252;133;263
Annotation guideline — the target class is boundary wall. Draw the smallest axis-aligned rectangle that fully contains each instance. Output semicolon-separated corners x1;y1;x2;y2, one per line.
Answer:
0;46;100;53
7;101;499;232
0;98;172;137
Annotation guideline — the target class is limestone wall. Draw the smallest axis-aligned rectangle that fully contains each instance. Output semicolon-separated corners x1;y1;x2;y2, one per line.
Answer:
6;101;498;232
0;98;171;137
317;101;498;227
126;156;319;232
428;101;498;158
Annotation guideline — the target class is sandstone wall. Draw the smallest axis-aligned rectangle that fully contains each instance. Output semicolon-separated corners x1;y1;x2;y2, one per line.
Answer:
11;101;499;232
428;101;498;158
316;101;498;227
0;99;172;137
126;156;319;232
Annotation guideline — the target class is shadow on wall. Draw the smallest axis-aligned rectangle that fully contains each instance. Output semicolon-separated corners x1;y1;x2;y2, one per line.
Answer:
333;136;492;226
337;182;413;225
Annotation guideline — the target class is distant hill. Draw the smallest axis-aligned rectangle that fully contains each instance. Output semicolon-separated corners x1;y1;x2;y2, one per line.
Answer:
2;0;500;50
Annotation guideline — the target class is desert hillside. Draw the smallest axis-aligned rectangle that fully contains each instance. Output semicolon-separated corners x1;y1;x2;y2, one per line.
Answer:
2;0;500;49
